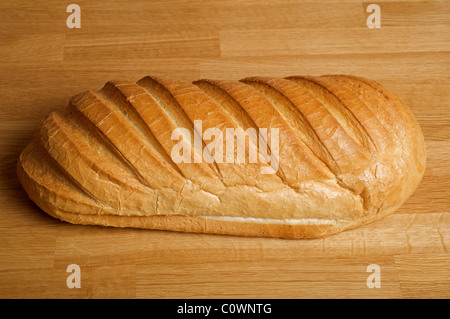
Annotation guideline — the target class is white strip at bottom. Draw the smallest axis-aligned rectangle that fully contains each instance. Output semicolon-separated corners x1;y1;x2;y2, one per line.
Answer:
202;215;337;225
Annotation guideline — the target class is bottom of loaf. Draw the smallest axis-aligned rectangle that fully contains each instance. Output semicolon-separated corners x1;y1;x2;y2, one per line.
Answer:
41;204;400;239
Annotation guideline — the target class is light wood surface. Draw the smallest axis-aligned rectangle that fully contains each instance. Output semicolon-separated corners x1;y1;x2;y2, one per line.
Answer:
1;0;449;299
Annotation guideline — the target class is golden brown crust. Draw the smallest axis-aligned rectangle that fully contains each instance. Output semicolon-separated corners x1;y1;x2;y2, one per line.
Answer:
17;75;426;239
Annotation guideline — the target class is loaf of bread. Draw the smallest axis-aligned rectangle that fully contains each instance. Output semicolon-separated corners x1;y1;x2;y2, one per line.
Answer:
17;75;426;239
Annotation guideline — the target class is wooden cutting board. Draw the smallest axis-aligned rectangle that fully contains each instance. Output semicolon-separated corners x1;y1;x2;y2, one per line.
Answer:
1;0;449;299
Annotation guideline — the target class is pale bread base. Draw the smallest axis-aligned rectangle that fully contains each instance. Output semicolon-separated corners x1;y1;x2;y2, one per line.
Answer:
41;204;400;239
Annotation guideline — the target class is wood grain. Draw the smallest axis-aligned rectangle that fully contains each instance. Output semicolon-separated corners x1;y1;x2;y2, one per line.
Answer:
0;0;449;299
